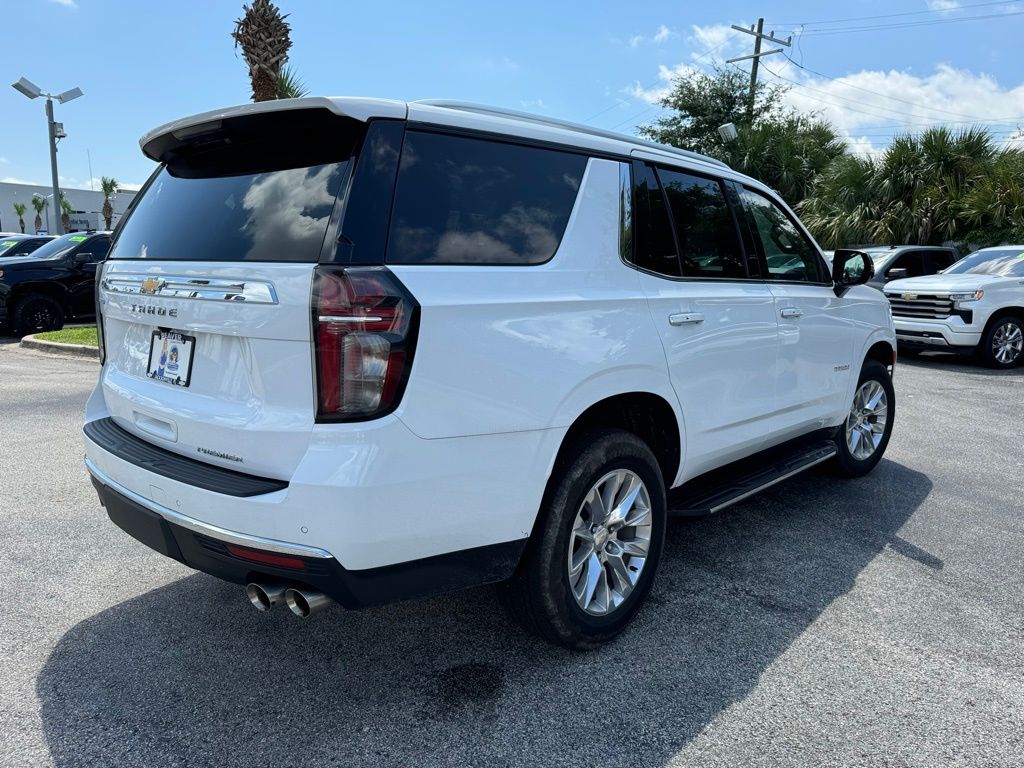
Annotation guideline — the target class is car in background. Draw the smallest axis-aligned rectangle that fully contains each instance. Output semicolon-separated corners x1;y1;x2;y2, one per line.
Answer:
885;246;1024;367
0;231;112;334
0;234;54;260
824;245;958;290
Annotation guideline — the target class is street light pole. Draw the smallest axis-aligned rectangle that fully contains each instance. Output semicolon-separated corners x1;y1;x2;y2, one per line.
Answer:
44;97;63;235
11;77;83;236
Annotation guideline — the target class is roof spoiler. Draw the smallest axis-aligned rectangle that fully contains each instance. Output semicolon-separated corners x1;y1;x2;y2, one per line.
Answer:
139;97;407;163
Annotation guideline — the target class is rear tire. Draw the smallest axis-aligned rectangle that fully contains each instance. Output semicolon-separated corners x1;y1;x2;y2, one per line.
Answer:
12;293;65;336
978;316;1023;369
499;428;667;650
832;359;895;478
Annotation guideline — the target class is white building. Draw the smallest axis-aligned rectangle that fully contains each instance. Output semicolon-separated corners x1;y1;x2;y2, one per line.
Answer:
0;181;138;234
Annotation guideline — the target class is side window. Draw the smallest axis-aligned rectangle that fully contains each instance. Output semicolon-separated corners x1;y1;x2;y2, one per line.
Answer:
89;237;112;260
630;163;680;277
890;252;925;278
386;132;587;265
739;187;826;283
929;250;956;271
658;168;746;279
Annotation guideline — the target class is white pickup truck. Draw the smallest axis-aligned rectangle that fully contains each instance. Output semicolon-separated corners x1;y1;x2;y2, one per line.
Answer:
885;246;1024;367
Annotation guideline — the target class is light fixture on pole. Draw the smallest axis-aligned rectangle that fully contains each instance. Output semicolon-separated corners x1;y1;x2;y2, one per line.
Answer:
11;76;83;235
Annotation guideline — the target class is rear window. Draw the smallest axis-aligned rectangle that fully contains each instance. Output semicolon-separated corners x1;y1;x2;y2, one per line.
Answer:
110;110;360;262
386;132;587;265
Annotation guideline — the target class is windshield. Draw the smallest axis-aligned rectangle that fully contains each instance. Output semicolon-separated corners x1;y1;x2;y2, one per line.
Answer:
0;238;26;256
944;248;1024;277
21;233;89;260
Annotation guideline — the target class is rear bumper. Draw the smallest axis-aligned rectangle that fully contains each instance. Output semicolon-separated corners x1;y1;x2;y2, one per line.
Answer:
893;318;981;349
88;459;525;608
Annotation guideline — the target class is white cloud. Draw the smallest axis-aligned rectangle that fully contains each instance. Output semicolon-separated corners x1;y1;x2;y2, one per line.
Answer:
519;99;546;110
119;182;143;192
626;63;701;104
1;177;43;186
781;64;1024;144
628;24;676;48
926;0;960;12
49;0;78;8
0;157;9;164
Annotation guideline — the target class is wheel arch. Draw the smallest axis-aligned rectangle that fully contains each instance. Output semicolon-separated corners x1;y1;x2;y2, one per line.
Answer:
10;281;73;315
980;306;1024;336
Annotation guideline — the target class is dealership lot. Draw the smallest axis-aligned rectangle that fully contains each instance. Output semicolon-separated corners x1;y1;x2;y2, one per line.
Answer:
1;338;1021;768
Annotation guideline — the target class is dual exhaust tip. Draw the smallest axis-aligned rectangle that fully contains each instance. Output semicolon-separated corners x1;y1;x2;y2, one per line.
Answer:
246;582;333;617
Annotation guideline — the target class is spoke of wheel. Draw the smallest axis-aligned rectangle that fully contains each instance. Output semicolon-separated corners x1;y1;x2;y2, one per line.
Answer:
620;539;649;557
569;537;594;580
607;553;635;594
601;471;625;519
608;476;642;528
865;384;884;411
585;485;607;524
575;553;602;607
623;502;651;528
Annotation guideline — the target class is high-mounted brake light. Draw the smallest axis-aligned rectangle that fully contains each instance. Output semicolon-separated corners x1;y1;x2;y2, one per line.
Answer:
312;267;419;421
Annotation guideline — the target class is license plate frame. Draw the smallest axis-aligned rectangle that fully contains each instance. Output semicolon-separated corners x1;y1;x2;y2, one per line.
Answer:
146;329;196;388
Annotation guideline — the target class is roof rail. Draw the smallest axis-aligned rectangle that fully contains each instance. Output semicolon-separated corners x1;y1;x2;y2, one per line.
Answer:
413;100;730;170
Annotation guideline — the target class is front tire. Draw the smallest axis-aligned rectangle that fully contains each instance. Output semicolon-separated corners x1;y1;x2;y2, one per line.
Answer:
12;293;65;336
499;429;667;650
979;316;1023;368
833;359;895;478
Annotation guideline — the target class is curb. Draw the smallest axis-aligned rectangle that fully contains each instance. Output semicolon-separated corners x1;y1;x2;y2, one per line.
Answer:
20;334;99;360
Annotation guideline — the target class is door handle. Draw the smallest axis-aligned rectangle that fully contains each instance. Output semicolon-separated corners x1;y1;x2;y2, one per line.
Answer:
779;307;804;319
668;312;705;326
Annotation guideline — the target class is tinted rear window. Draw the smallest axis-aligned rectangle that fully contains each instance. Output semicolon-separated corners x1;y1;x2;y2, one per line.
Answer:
110;111;360;262
386;132;587;265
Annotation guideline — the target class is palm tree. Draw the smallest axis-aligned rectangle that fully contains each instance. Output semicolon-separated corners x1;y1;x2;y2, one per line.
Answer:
13;203;26;234
276;64;308;99
59;193;73;233
803;127;1002;249
232;0;292;102
31;197;46;233
100;177;119;230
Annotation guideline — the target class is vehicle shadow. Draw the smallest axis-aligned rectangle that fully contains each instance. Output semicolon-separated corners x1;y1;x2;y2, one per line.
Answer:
37;459;933;767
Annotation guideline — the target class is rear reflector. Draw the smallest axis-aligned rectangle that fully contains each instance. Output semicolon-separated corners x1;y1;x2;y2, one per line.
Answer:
312;266;419;422
226;544;306;570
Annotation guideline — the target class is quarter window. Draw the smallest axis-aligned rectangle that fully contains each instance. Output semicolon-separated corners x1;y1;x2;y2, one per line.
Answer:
740;188;827;283
658;169;745;279
386;132;587;265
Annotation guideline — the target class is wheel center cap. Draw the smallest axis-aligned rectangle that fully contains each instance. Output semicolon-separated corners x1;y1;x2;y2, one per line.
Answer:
593;527;610;549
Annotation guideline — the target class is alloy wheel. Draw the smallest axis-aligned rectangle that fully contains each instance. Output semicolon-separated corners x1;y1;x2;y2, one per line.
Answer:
992;322;1023;365
567;469;652;616
845;379;889;461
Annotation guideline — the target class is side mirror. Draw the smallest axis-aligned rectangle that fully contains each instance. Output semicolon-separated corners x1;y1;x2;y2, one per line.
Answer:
831;249;875;297
74;252;92;265
885;267;908;281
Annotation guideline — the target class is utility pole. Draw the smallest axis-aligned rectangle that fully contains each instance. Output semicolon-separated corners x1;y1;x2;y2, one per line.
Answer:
727;18;792;119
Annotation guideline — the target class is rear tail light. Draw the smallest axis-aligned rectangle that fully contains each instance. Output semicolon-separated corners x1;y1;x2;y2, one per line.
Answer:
312;266;419;421
95;261;107;366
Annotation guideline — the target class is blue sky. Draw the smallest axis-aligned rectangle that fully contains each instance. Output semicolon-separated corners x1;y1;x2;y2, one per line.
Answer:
3;0;1024;189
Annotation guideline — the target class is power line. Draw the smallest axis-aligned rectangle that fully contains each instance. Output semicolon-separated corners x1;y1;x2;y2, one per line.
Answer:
796;10;1024;37
767;0;1021;28
782;53;1023;122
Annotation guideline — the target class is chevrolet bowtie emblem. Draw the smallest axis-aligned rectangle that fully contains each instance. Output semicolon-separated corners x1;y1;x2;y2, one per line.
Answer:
901;293;917;300
141;277;163;295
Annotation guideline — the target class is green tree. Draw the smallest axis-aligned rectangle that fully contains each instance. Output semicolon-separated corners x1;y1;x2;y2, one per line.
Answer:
100;177;119;230
638;65;787;155
59;193;73;233
276;64;308;99
638;67;844;205
30;197;46;233
232;0;292;102
801;126;1002;249
13;202;26;234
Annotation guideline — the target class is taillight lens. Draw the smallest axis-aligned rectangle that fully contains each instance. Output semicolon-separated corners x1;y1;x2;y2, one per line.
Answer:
95;261;107;366
313;266;419;421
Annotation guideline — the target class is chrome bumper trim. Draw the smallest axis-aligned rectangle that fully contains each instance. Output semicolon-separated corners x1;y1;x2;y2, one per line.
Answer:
85;457;333;559
896;334;949;347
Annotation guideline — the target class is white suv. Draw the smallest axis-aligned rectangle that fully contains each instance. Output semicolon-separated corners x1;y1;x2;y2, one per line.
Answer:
83;98;896;649
885;247;1024;367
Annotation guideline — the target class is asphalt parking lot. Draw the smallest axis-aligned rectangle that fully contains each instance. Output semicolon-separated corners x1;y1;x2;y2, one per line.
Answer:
1;337;1022;768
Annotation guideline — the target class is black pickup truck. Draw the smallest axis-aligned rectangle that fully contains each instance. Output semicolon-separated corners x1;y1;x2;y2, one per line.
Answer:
0;231;112;334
